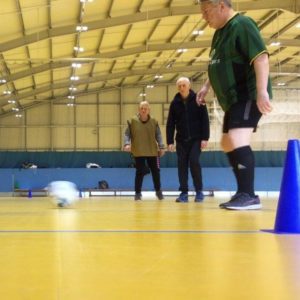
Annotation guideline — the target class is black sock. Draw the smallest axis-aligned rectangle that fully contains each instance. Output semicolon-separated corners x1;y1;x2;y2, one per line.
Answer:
230;146;255;197
226;150;238;179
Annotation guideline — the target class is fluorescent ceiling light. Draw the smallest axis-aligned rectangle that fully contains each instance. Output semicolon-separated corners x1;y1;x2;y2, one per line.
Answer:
192;30;204;35
177;48;188;53
72;63;82;68
76;25;88;32
74;46;84;52
270;41;281;47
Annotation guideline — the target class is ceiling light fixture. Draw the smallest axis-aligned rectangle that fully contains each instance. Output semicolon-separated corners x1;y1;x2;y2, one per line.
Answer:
0;79;6;83
270;41;281;47
76;25;88;32
72;63;82;68
73;46;84;52
177;48;188;53
192;30;204;35
70;76;80;81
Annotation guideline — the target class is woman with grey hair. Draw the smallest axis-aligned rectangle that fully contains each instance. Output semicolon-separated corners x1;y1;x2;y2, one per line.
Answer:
124;101;165;201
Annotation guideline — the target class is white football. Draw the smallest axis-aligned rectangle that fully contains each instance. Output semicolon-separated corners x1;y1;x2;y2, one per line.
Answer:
48;181;79;207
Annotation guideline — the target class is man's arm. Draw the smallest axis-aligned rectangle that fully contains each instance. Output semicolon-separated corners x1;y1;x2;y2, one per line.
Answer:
166;103;176;145
155;125;166;157
155;125;165;149
123;121;131;152
253;53;273;114
196;79;211;105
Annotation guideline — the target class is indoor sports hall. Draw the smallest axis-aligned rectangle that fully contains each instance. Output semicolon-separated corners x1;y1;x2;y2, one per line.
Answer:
0;0;299;299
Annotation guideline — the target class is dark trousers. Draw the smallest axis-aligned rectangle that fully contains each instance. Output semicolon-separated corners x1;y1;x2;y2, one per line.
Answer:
134;156;161;194
176;140;203;193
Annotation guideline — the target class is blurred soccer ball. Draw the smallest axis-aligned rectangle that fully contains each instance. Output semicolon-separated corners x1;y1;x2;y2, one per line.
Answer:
48;181;79;207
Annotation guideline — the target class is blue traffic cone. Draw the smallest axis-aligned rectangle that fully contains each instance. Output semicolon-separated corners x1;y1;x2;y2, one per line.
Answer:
274;139;300;233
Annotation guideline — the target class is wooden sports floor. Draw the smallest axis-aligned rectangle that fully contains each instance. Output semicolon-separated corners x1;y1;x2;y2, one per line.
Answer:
0;195;300;300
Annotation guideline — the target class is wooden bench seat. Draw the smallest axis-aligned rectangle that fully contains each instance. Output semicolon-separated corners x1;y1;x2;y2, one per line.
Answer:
87;189;214;197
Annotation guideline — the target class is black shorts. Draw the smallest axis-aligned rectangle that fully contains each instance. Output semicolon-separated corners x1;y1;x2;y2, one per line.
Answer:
222;100;262;133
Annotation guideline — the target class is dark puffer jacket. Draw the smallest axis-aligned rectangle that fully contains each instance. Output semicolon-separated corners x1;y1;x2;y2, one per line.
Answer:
166;90;210;144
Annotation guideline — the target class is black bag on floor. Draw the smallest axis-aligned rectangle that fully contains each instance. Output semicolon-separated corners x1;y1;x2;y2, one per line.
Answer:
98;180;109;189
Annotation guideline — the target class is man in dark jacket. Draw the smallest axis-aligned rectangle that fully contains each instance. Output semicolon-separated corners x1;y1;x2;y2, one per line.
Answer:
167;77;210;202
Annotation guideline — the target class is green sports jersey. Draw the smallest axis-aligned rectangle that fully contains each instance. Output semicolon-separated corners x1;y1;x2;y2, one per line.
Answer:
208;13;272;112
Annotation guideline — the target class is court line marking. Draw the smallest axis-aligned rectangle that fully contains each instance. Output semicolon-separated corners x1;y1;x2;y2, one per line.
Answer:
0;229;262;233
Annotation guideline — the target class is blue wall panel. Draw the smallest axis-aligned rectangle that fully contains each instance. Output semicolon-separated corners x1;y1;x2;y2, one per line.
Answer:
0;167;283;193
0;151;285;168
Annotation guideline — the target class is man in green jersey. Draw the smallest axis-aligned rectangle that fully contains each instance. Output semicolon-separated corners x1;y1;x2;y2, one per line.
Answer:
197;0;273;210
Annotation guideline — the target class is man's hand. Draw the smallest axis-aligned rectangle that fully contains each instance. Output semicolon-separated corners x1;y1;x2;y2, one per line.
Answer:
158;149;165;157
167;144;175;152
123;144;131;152
256;91;273;115
201;140;208;149
196;80;210;106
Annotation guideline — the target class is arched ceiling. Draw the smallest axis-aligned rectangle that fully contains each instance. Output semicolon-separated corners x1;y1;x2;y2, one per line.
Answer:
0;0;299;117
